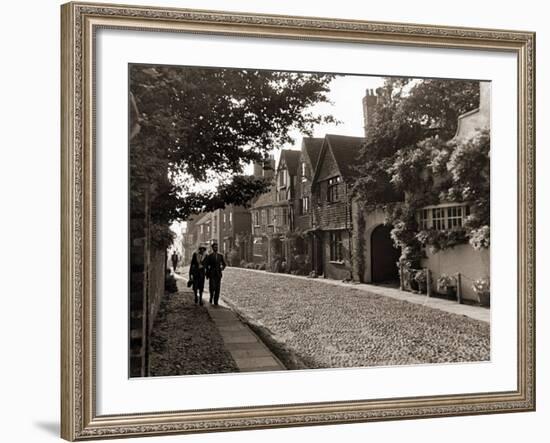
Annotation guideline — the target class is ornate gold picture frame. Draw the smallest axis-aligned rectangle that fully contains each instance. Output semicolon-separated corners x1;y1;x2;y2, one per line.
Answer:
61;2;535;440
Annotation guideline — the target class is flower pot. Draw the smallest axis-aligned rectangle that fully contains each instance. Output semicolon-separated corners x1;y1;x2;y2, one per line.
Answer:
446;286;457;300
477;291;490;307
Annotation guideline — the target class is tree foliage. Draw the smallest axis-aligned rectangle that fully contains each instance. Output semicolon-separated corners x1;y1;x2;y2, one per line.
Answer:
130;65;336;228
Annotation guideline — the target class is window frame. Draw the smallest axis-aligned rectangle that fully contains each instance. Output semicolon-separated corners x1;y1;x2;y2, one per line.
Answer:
301;196;310;215
329;230;344;262
417;203;470;231
327;176;341;202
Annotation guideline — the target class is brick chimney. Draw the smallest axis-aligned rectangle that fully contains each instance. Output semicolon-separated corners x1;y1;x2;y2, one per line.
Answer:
253;155;275;179
362;88;378;138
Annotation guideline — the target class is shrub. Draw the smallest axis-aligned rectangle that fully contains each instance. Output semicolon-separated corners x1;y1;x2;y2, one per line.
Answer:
414;269;427;285
437;274;456;290
164;269;178;293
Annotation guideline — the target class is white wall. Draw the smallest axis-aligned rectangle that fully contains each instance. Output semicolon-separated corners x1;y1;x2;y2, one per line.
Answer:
0;1;547;442
423;245;490;302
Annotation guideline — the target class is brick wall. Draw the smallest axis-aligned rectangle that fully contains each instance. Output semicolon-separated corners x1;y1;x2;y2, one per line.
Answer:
129;196;168;377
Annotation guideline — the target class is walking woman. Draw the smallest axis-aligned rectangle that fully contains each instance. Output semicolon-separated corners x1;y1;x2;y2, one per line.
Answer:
189;246;207;305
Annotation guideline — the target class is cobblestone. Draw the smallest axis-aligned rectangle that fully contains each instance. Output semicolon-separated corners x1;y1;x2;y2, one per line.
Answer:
220;268;490;369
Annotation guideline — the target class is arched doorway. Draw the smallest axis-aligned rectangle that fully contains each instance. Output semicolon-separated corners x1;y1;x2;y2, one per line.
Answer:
370;224;400;284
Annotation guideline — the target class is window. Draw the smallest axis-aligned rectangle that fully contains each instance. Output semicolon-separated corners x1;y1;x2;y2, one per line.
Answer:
327;176;341;202
301;161;308;182
301;196;310;215
417;204;470;231
253;237;264;256
261;209;267;226
329;231;344;262
447;206;463;229
282;207;288;225
253;211;260;226
278;168;287;187
229;212;233;225
432;207;446;230
266;208;272;225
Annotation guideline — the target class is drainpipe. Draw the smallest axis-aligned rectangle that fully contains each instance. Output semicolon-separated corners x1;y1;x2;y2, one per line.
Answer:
345;183;353;279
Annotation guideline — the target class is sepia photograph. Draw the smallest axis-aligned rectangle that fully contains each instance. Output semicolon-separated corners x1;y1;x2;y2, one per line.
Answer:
128;64;491;378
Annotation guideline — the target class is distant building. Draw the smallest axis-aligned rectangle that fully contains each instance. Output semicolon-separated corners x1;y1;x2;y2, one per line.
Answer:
250;157;277;265
215;204;253;265
194;212;215;248
181;215;197;265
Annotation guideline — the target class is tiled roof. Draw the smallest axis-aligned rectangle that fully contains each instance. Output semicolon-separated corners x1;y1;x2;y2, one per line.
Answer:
251;188;274;209
325;134;366;181
279;149;301;175
302;137;324;169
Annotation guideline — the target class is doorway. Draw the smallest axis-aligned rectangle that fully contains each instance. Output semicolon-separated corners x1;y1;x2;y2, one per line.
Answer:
370;224;400;284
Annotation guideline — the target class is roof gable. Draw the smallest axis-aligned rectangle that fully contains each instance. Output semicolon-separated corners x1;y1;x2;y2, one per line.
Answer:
312;134;365;186
301;137;324;170
277;149;301;176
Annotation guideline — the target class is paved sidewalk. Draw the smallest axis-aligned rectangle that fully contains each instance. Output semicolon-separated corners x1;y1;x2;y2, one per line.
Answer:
174;273;286;372
231;268;490;324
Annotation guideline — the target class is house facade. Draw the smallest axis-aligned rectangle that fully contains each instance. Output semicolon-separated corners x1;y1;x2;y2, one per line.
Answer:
417;82;491;301
310;134;365;280
292;138;324;274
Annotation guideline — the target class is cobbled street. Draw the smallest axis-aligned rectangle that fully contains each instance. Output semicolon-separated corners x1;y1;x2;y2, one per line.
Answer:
220;268;490;369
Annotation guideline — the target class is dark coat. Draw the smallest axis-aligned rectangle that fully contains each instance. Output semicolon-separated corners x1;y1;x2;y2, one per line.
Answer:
205;252;226;280
189;252;206;277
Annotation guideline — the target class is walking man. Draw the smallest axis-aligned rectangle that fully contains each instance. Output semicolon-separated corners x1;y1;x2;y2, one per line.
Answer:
205;242;226;306
170;250;179;273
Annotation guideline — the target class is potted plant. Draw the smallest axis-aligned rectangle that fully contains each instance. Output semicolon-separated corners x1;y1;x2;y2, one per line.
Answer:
472;277;490;307
413;269;428;294
437;274;457;299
